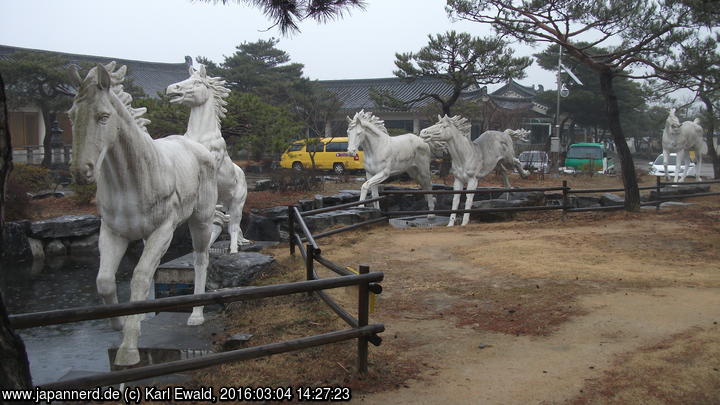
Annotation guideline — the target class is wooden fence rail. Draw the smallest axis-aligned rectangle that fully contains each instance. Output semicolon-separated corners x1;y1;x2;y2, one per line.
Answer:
9;273;383;330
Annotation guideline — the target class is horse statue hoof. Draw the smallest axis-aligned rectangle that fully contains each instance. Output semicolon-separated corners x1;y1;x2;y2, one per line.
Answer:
114;347;140;366
187;312;205;326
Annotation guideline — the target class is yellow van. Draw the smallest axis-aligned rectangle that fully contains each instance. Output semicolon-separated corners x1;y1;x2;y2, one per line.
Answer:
279;137;364;174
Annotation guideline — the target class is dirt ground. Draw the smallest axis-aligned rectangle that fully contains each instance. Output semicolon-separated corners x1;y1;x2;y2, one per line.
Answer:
193;174;720;405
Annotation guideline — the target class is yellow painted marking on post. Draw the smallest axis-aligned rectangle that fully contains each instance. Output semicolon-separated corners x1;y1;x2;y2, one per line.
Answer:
346;266;377;314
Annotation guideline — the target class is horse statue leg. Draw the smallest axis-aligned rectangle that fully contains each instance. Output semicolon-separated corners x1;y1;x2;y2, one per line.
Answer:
448;177;464;227
513;157;529;178
662;149;671;182
96;224;129;331
370;183;381;210
115;222;175;366
695;148;703;181
187;216;212;326
360;171;388;209
461;177;478;226
675;149;685;183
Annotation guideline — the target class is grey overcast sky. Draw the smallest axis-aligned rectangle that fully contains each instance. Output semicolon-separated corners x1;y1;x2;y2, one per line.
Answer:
0;0;557;90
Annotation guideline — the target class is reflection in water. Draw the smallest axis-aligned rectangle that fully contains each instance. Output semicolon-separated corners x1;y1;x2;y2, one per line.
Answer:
0;246;186;386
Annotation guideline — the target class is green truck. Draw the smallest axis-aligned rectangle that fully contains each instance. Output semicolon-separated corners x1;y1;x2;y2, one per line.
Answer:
561;142;615;174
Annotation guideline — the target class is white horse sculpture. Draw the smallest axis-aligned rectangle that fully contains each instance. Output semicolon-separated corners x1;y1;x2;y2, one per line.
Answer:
662;108;706;182
166;65;250;251
69;62;218;366
420;115;529;226
346;110;435;216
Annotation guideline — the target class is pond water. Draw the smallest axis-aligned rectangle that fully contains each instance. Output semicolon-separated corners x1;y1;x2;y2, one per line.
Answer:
0;247;187;386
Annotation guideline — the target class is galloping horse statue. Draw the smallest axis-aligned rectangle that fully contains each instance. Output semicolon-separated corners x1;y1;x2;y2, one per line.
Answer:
662;108;706;182
420;115;529;226
166;65;250;251
346;110;435;216
69;62;218;366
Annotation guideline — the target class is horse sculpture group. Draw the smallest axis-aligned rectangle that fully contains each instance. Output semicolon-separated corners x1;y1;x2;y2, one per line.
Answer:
67;61;577;366
346;110;529;227
69;62;249;365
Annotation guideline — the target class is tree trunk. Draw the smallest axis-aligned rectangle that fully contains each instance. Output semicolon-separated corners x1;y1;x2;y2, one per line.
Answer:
700;95;719;179
0;72;34;393
598;70;640;211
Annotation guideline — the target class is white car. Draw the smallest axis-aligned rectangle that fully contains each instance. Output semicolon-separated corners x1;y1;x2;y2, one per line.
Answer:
518;150;550;174
648;153;696;177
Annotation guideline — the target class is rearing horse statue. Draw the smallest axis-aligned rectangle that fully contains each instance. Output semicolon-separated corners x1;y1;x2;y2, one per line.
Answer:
166;65;250;251
69;62;218;366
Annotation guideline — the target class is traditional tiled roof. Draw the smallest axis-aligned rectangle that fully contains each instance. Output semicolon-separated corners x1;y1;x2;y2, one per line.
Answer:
491;79;538;99
319;77;485;112
0;44;190;98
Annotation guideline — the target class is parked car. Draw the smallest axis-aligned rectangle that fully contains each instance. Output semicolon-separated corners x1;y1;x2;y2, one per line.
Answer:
279;137;364;174
518;150;550;174
560;142;615;174
648;153;696;177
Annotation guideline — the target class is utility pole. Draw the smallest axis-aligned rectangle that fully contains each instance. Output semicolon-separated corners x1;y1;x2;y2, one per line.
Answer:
551;47;563;169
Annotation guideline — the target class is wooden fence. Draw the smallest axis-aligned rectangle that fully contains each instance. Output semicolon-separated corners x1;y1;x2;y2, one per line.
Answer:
373;177;720;217
287;197;390;371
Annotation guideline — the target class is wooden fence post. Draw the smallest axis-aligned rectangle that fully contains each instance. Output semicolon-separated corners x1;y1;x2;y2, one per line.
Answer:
288;205;295;255
357;264;370;374
306;245;316;297
562;180;569;216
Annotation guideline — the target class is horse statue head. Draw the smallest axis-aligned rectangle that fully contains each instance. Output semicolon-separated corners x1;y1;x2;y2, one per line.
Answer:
346;109;386;156
420;115;471;144
166;64;230;122
68;62;149;185
665;108;681;134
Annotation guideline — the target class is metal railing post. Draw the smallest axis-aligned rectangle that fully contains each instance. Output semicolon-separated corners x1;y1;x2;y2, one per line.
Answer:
357;264;370;374
288;205;296;255
562;180;569;216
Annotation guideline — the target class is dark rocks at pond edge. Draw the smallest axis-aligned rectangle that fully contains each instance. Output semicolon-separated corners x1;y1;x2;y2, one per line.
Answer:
470;198;536;221
648;184;710;200
2;220;33;262
44;240;67;257
600;193;625;207
29;215;100;239
207;252;276;290
245;213;282;242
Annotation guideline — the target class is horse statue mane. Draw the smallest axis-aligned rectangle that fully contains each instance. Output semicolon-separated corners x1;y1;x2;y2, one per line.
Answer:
505;128;531;143
349;109;388;134
443;115;472;138
189;65;231;128
72;62;150;133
